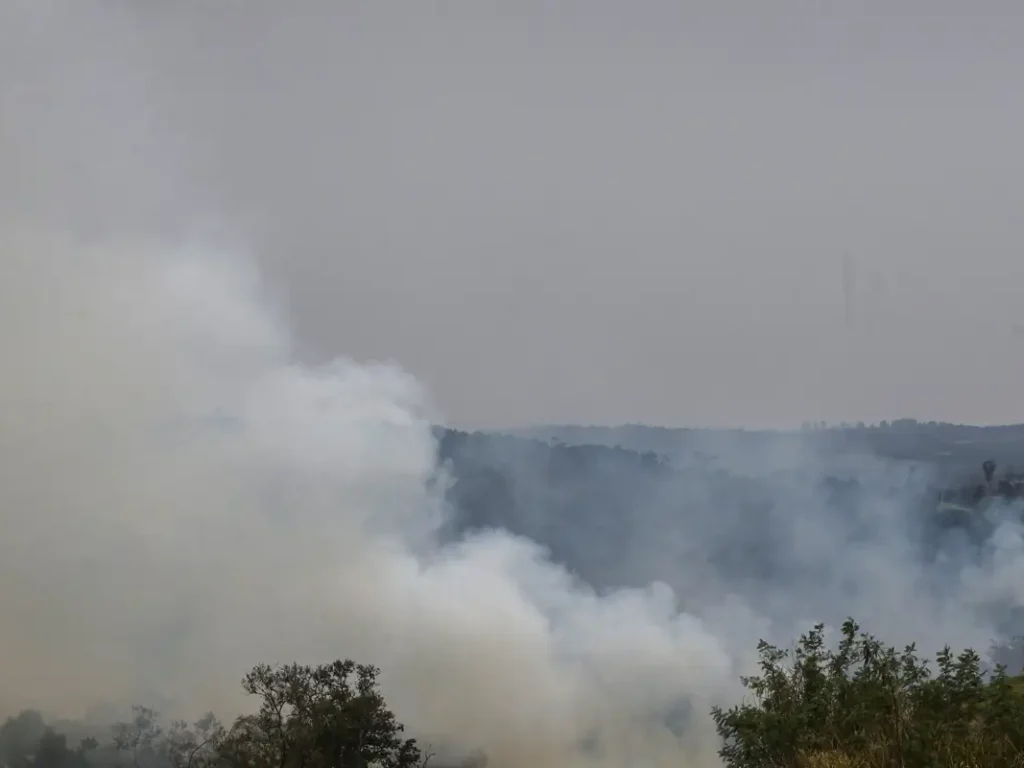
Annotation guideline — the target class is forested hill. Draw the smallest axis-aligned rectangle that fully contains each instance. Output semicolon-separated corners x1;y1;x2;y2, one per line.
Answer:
502;421;1024;482
432;426;1024;603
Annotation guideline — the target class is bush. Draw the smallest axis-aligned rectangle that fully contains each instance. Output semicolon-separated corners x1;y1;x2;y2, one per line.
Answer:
711;619;1024;768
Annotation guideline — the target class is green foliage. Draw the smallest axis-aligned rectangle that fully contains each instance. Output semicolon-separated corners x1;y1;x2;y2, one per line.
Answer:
2;659;425;768
219;660;427;768
11;633;1024;768
711;619;1024;768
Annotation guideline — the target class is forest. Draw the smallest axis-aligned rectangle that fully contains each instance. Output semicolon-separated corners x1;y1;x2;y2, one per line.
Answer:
436;427;1024;598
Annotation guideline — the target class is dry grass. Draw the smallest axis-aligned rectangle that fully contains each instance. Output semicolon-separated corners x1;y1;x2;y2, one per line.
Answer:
798;750;869;768
797;745;1024;768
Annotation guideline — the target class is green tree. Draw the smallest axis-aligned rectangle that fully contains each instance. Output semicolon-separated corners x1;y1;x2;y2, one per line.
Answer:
711;619;1024;768
218;660;429;768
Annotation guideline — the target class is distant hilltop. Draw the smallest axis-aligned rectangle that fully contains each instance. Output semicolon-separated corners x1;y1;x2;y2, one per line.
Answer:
495;421;1024;485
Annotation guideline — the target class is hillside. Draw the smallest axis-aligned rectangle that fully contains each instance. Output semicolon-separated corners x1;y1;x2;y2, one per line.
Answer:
436;426;1024;638
503;422;1024;484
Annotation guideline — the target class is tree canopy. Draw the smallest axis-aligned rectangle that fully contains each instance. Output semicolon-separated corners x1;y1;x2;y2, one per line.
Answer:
712;620;1024;768
2;661;428;768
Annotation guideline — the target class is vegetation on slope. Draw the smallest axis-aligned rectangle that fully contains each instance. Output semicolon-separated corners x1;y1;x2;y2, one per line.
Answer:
437;428;1024;600
2;661;428;768
6;625;1024;768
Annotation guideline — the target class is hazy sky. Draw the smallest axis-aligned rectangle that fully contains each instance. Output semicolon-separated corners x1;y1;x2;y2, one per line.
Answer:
4;1;1024;429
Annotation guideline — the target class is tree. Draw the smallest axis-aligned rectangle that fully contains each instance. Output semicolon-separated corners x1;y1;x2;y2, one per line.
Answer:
711;619;1024;768
112;706;163;768
164;714;225;768
32;729;95;768
0;710;47;768
218;660;429;768
990;635;1024;676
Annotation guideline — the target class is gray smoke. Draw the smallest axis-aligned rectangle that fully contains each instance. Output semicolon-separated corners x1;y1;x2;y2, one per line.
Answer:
4;4;1024;768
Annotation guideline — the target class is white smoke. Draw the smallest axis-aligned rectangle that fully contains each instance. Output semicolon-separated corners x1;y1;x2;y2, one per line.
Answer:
0;233;743;767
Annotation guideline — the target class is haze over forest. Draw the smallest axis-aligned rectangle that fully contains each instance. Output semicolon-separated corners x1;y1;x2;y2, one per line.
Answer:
4;3;1024;768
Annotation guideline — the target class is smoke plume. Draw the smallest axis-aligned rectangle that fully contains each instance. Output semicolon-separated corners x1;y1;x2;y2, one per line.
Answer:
0;233;743;767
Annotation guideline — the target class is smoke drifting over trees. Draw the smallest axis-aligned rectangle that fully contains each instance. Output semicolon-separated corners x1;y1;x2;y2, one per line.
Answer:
3;240;739;766
6;232;1024;768
5;4;1024;768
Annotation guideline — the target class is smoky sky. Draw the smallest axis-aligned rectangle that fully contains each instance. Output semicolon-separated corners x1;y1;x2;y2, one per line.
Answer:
4;1;1024;429
7;7;1024;766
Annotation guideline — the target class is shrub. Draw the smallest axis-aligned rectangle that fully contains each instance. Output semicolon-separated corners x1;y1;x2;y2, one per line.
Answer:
711;619;1024;768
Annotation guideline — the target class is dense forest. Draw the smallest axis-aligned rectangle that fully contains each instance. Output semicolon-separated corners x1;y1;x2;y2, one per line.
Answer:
6;427;1024;768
